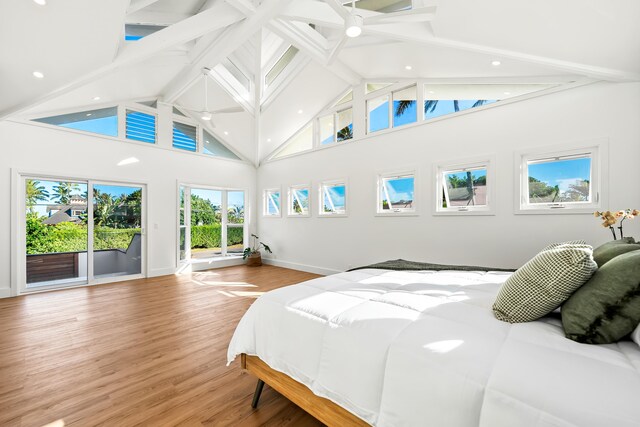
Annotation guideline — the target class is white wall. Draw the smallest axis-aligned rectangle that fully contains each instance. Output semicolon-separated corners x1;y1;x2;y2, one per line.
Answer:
0;120;256;297
257;82;640;274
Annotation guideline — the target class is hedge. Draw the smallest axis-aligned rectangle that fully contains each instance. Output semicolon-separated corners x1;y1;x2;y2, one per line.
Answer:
190;224;244;248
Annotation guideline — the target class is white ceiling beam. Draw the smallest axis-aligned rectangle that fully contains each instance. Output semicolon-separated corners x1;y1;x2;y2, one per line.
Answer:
225;0;256;16
127;0;162;15
268;19;361;85
126;10;191;26
0;3;243;120
253;31;263;167
162;0;294;104
363;7;437;25
283;0;639;82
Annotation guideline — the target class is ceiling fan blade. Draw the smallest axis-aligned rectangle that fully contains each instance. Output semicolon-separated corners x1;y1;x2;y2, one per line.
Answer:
363;6;437;25
327;35;348;65
211;106;244;114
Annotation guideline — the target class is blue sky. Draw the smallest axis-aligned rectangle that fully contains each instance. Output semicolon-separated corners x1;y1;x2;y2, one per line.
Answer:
446;170;487;183
267;192;280;214
528;158;591;192
324;185;345;209
191;188;245;208
61;116;118;136
382;177;414;203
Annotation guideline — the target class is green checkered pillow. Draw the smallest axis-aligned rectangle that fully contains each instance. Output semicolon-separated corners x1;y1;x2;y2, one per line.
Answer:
493;241;597;323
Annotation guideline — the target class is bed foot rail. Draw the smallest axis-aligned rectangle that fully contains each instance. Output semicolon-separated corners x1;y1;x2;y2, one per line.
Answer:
251;379;265;408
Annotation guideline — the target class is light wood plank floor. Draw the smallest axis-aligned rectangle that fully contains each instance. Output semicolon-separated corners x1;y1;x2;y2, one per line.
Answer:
0;265;325;427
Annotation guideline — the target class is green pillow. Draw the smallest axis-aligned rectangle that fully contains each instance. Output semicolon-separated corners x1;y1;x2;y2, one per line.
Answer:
562;250;640;344
592;237;640;267
493;241;597;323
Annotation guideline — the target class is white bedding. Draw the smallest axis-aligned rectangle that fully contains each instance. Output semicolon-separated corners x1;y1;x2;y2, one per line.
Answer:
227;268;640;426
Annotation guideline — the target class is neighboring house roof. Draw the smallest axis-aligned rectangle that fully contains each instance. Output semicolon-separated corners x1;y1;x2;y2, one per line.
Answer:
43;204;85;225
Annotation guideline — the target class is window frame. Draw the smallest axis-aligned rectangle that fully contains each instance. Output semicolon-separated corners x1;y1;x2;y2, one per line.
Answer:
318;179;348;218
263;188;282;218
317;106;354;147
515;141;607;214
435;157;495;216
172;117;200;152
287;184;311;217
124;105;158;144
376;170;418;216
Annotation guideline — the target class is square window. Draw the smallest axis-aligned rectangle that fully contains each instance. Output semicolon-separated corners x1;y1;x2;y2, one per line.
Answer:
378;172;416;214
367;95;389;133
392;85;417;128
517;144;604;213
319;181;347;216
288;185;310;216
264;189;281;217
436;159;494;215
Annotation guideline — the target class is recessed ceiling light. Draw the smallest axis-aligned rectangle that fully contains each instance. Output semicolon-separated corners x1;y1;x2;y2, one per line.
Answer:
428;90;435;94
297;109;303;114
86;113;92;117
93;96;101;101
491;60;501;66
267;138;272;142
405;65;412;70
503;91;511;95
224;131;229;135
32;71;44;79
33;0;46;5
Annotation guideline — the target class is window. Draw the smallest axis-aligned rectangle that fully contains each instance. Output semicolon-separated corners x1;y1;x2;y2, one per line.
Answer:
203;130;240;160
178;185;246;261
518;145;603;213
366;82;394;94
126;109;156;144
224;58;251;92
288;185;310;217
173;121;198;151
318;108;353;146
273;123;313;159
335;90;353;105
393;85;417;127
33;107;118;137
368;94;390;133
265;46;299;87
263;189;281;217
378;172;416;214
436;159;494;215
124;24;165;41
319;181;347;216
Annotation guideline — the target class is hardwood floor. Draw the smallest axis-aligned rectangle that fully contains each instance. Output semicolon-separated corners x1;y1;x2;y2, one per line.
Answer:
0;265;325;427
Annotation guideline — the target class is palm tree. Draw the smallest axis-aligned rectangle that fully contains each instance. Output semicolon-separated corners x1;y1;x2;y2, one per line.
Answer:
395;99;489;117
52;182;80;205
26;180;49;212
337;124;353;141
228;205;244;223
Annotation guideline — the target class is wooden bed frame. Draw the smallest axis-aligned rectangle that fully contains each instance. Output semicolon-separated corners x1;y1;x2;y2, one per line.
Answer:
241;354;370;426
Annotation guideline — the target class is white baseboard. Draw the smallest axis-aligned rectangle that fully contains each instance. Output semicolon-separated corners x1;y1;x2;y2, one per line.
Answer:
149;267;177;277
262;258;342;276
0;288;12;299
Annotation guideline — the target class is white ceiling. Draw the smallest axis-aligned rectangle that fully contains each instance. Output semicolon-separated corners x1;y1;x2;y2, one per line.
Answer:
1;0;638;164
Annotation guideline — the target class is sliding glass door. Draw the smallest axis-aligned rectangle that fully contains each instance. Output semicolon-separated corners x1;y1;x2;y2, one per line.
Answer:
23;176;145;292
178;185;245;263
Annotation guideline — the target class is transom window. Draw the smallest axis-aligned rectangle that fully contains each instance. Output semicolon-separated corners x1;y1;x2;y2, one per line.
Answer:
436;159;494;215
368;85;417;133
34;107;118;137
273;123;313;159
319;181;347;216
126;109;156;144
288;185;310;216
378;172;416;214
172;121;198;152
319;108;353;145
518;145;603;213
263;189;281;217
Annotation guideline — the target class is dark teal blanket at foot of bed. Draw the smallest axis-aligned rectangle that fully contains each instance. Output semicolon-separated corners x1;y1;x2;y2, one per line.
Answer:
348;259;516;273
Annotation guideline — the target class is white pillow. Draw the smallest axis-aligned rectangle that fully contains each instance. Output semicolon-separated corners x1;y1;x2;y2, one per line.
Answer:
632;324;640;346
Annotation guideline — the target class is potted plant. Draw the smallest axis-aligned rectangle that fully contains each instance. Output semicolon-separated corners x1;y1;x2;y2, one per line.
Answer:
243;234;272;266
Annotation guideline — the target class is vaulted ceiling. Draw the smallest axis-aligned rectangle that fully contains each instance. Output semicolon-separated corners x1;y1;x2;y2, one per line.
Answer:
1;0;639;163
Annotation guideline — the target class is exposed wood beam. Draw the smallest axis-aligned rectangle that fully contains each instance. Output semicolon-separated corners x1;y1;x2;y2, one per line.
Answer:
162;0;294;104
267;19;361;85
0;3;243;120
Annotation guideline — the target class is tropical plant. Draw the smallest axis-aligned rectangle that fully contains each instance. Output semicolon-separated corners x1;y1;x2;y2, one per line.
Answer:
243;234;272;260
52;182;80;204
227;205;244;223
395;99;489;118
190;194;220;225
337;124;353;141
594;209;639;240
25;180;49;212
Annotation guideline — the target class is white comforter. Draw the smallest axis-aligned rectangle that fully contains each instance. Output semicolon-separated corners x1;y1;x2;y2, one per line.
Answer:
227;269;640;427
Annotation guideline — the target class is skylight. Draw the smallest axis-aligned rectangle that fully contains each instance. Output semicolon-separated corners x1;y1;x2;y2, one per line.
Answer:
354;0;411;13
124;24;165;41
265;46;299;87
34;107;118;137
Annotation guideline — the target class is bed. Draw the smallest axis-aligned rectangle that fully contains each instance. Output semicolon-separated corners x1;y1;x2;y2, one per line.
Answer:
227;265;640;426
